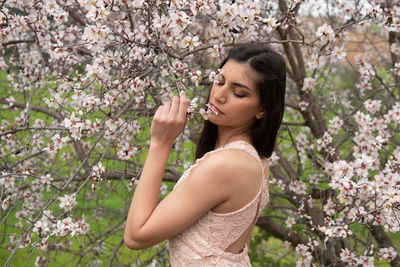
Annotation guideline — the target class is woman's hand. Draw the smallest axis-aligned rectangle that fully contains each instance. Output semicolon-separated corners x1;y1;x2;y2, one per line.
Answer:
150;91;188;147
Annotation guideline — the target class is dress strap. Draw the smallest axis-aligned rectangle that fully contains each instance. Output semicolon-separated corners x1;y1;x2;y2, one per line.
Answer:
221;140;263;166
222;140;266;217
254;177;264;219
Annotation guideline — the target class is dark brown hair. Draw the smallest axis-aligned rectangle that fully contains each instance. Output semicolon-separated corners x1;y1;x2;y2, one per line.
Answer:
195;44;286;159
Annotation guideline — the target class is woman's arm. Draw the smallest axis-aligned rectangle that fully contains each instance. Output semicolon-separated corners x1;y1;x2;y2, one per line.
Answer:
123;142;171;245
124;148;241;249
124;91;188;248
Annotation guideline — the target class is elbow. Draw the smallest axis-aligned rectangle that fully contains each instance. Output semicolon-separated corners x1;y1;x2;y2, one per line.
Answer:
124;235;143;250
124;232;153;250
124;225;142;250
124;225;159;250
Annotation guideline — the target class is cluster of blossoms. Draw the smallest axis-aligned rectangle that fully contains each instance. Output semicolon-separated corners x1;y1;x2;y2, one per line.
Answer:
44;134;70;155
379;247;398;262
328;116;343;135
339;248;374;267
288;180;307;195
364;99;381;114
298;101;309;111
316;99;400;257
32;212;89;249
43;93;66;109
198;69;224;120
339;245;397;267
117;142;138;161
315;131;334;154
58;194;77;212
199;103;219;120
355;60;376;95
61;112;102;140
186;97;198;120
295;244;313;267
91;162;105;182
301;77;316;93
52;216;90;238
316;24;336;43
319;223;353;242
209;69;224;85
385;102;400;124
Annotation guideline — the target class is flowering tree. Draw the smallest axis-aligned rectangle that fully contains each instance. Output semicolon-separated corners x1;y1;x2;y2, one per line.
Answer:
0;0;399;266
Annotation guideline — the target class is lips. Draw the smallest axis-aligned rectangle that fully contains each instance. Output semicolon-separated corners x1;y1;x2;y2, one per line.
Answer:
209;103;223;114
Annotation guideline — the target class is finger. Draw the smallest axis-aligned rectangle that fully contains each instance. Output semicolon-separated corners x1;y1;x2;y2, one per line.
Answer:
154;105;164;119
162;101;171;118
169;96;180;116
178;91;187;113
178;91;188;120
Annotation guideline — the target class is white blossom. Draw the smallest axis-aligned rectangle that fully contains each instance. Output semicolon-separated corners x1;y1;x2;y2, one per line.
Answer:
301;77;316;93
33;220;50;236
316;24;335;42
285;217;296;228
364;99;381;114
59;194;77;212
379;247;398;262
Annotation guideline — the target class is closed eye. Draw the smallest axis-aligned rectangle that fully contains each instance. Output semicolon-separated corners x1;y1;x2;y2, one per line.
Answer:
233;91;245;98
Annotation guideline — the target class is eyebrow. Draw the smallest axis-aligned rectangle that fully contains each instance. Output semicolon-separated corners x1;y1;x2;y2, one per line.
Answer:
220;74;253;91
232;82;252;91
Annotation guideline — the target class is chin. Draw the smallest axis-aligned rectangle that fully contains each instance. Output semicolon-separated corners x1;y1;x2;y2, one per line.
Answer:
207;116;221;125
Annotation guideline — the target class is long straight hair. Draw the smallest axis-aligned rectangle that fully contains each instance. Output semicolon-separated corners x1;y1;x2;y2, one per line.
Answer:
195;44;286;159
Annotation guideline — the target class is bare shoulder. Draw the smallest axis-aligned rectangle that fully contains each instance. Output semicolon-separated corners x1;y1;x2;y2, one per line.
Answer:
178;148;263;202
195;149;262;181
191;148;264;213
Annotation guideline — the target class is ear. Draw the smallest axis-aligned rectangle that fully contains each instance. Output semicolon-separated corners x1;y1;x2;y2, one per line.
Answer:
256;107;265;120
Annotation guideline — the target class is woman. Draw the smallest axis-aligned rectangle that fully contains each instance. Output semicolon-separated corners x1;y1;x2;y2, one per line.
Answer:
124;44;286;266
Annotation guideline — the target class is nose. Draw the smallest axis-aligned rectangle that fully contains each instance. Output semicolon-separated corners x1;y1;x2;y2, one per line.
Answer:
212;84;227;104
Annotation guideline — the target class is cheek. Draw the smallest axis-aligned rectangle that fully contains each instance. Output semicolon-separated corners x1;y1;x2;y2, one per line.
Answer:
238;102;261;118
230;103;255;119
241;101;260;112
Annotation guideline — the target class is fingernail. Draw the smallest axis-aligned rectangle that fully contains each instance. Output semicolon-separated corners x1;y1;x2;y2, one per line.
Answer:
180;90;185;95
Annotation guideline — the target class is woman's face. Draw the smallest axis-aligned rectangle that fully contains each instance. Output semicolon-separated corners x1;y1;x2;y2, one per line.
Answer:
207;60;264;131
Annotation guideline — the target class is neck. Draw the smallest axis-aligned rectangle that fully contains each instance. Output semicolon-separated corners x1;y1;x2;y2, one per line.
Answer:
215;126;252;148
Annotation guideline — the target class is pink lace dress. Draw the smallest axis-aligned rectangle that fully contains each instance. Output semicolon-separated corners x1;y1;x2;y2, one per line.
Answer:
168;141;270;266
